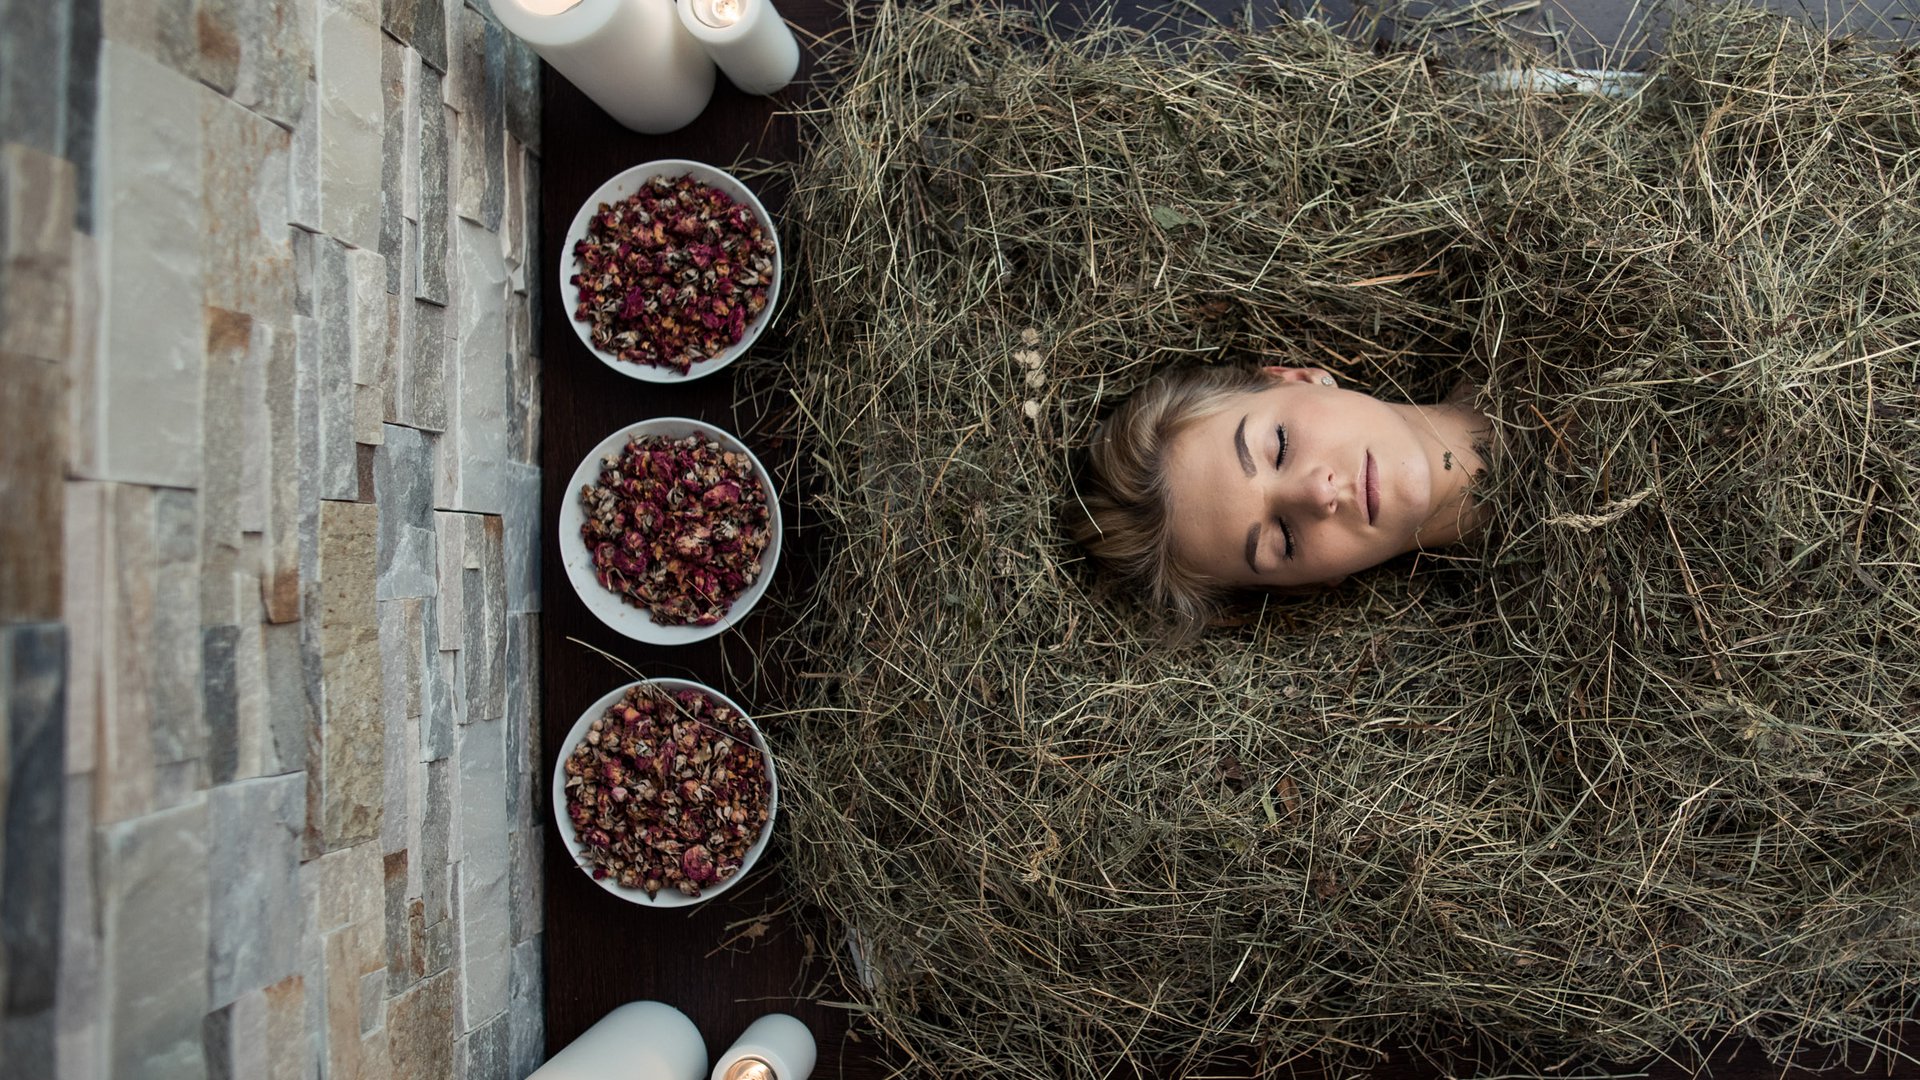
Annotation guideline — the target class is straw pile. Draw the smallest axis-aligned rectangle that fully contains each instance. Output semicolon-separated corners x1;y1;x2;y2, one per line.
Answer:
767;2;1920;1074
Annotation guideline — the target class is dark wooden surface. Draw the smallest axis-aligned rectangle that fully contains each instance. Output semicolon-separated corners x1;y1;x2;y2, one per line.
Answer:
536;3;1920;1078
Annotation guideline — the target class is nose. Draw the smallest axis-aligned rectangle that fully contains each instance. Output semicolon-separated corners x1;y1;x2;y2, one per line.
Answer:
1278;467;1341;519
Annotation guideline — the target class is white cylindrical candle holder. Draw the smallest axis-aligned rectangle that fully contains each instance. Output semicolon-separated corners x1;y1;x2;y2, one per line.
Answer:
710;1013;816;1080
529;1000;708;1080
675;0;800;96
491;0;715;134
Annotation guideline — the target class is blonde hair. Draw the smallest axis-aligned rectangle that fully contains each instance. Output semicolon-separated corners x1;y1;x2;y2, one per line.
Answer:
1066;365;1273;626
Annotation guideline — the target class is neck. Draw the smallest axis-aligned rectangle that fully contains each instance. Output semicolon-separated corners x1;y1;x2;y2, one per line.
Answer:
1403;399;1492;548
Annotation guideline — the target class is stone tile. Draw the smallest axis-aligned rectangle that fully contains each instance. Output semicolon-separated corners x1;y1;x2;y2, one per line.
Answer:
504;35;540;154
503;464;540;614
2;624;67;1056
451;6;505;232
522;151;541;349
506;305;539;466
456;714;510;1025
97;483;156;825
503;615;533;826
65;227;101;479
0;354;66;623
231;613;270;781
60;483;104;777
378;603;421;859
385;0;447;73
313;242;358;502
288;75;321;232
151;488;205;768
203;625;240;784
261;974;310;1080
318;4;383;251
322;920;391;1080
384;219;415;422
303;838;383;936
349;245;390;401
401;296;447;432
56;773;103;1079
209;773;306;1005
375;424;439;600
380;31;409;295
232;0;313;129
502;138;525;295
386;970;454;1080
308;500;384;855
432;511;466;652
507;938;542;1078
448;219;508;514
96;43;204;487
459;1011;510;1080
463;514;506;721
101;0;195;77
201;86;293;330
261;619;314;778
101;798;210;1079
2;144;76;362
262;313;304;623
238;320;275;535
421;757;451;925
416;66;449;305
507;826;541;946
202;308;252;628
65;0;102;235
383;850;424;995
0;0;66;154
420;599;454;761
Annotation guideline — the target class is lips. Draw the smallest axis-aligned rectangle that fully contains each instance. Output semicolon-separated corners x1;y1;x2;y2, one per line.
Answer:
1364;452;1379;525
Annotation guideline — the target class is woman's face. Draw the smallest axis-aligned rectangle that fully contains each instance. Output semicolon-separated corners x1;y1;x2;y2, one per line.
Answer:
1162;369;1452;589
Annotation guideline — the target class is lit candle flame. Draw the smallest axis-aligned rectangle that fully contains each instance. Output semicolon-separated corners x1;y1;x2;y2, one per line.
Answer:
691;0;743;28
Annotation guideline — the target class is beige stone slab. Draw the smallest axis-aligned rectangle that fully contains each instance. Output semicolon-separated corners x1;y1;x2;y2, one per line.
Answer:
318;6;384;252
62;482;106;775
1;144;76;363
323;920;391;1080
203;307;253;628
202;91;294;331
97;483;157;825
303;837;384;936
385;969;454;1080
260;974;310;1080
261;320;302;624
65;228;101;480
97;43;206;488
308;499;384;854
0;353;66;622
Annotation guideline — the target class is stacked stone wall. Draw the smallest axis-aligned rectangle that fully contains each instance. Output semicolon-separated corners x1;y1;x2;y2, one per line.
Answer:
0;1;546;1076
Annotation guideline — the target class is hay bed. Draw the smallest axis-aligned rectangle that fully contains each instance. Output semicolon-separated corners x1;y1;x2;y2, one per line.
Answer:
762;2;1920;1075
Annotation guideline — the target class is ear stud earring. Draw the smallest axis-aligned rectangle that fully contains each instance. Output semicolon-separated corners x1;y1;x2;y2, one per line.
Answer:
1319;375;1336;387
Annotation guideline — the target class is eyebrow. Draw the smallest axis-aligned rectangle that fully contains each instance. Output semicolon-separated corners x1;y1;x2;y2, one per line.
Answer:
1232;414;1256;477
1244;521;1261;574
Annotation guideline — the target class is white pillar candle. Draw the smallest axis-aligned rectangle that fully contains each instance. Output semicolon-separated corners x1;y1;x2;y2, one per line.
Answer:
529;1000;708;1080
675;0;800;97
710;1013;816;1080
490;0;716;134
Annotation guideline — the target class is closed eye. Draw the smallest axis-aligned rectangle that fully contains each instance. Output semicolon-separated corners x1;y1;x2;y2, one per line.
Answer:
1274;425;1288;469
1277;517;1295;560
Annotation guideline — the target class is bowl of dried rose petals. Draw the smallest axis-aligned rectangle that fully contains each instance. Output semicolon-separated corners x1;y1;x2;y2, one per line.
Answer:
562;418;782;644
562;160;781;382
554;678;778;907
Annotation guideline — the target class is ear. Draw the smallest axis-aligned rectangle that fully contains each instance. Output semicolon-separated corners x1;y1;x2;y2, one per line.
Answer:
1259;366;1331;385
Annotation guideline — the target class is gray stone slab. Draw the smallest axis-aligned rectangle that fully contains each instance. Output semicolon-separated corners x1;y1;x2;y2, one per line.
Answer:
97;42;205;487
348;246;391;409
503;614;533;826
262;619;313;778
505;304;537;466
66;0;100;234
288;75;320;232
203;625;240;785
318;4;383;251
420;600;454;762
462;514;506;721
263;313;303;624
459;1010;510;1080
504;35;539;155
402;296;448;433
378;603;420;859
506;937;542;1080
101;798;210;1079
201;309;251;629
376;424;439;600
502;464;539;613
231;0;310;129
385;0;448;74
451;218;508;513
0;0;68;154
421;757;451;926
56;773;102;1078
2;624;66;1045
380;32;407;296
383;850;422;996
151;489;205;768
97;484;157;825
506;827;541;947
456;714;509;1026
416;65;449;306
314;241;359;502
452;6;505;232
209;773;306;1005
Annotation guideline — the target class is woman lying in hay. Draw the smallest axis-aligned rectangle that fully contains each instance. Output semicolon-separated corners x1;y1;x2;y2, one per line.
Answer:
773;2;1920;1078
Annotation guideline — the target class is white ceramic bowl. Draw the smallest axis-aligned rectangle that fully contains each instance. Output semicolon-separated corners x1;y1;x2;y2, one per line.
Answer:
560;159;783;383
561;417;783;645
552;678;779;908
